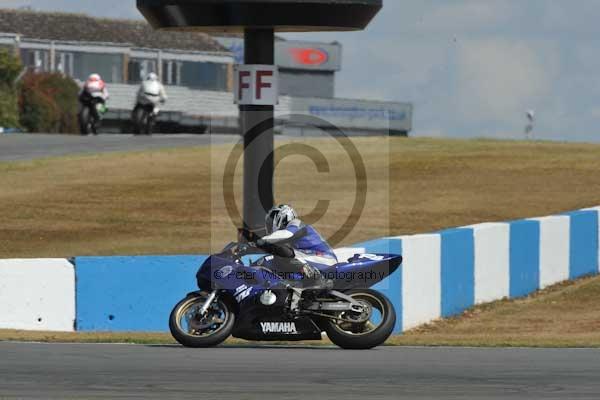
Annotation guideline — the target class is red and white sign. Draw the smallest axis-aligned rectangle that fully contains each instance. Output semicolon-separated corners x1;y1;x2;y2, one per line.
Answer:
234;65;279;106
289;48;329;66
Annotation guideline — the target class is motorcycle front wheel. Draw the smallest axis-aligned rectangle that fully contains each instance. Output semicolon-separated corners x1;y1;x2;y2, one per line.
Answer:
79;107;93;135
144;114;154;135
324;289;396;350
132;107;145;135
169;293;235;348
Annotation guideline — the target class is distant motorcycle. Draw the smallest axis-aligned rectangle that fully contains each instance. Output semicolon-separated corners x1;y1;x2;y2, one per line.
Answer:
132;96;162;136
79;95;107;135
133;74;166;136
169;239;402;349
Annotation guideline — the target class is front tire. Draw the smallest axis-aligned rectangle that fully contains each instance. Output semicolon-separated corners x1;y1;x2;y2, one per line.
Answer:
79;107;92;135
145;114;154;135
324;289;396;350
169;293;235;348
132;107;144;135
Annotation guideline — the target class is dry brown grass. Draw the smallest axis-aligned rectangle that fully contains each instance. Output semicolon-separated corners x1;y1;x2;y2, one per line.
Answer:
0;330;176;345
389;274;600;347
1;137;600;258
0;329;334;346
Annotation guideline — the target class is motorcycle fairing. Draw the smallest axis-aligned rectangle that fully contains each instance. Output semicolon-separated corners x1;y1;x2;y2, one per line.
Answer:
194;245;402;342
232;295;322;341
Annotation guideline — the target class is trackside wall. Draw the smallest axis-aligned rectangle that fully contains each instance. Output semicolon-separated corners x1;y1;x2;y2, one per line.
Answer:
346;207;600;334
0;259;75;331
1;206;599;334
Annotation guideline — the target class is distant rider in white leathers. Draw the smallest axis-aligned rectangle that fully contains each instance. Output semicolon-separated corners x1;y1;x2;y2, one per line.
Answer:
133;72;167;133
136;72;167;106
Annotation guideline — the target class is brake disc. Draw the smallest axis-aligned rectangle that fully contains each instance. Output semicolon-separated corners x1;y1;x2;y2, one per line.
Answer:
343;300;373;324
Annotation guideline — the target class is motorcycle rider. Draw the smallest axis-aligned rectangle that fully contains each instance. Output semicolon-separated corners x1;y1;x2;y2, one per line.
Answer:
133;72;167;133
79;73;109;134
245;204;336;289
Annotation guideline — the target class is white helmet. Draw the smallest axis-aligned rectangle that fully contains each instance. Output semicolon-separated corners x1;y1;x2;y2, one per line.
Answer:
265;205;298;234
88;73;101;82
147;72;158;81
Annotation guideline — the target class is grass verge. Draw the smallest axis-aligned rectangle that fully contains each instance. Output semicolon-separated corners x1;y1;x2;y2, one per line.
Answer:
2;137;600;257
389;274;600;348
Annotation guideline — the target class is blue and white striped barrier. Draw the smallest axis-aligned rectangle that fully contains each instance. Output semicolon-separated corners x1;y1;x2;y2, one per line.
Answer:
1;207;599;333
351;209;599;333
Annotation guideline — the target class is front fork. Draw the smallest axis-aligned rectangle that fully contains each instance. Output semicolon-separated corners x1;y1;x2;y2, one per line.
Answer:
199;290;217;315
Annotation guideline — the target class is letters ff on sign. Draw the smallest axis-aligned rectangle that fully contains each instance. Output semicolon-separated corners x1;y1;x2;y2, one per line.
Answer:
234;65;279;106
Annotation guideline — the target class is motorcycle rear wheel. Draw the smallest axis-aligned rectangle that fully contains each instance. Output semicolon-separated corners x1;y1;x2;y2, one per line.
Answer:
169;293;235;348
324;289;396;350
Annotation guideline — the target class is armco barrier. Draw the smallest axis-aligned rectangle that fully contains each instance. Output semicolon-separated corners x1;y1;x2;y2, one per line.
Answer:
0;206;599;334
0;259;75;331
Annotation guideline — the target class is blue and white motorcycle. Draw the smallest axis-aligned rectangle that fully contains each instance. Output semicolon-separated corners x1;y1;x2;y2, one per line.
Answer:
169;240;402;349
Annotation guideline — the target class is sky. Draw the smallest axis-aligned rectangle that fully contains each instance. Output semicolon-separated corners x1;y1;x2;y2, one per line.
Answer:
3;0;600;142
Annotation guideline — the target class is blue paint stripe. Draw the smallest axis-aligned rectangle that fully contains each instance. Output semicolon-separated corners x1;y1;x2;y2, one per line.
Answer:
567;210;599;279
354;238;401;255
509;220;540;298
355;238;403;334
75;256;205;332
440;228;475;317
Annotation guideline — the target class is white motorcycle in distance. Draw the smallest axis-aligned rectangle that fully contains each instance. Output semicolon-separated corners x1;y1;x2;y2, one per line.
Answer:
132;73;167;135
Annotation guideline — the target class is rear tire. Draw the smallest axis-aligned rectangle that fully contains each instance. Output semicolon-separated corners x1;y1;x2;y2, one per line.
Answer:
169;294;235;348
324;289;396;350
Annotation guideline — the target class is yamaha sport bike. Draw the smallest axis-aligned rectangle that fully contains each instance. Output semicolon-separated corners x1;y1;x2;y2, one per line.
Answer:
169;241;402;349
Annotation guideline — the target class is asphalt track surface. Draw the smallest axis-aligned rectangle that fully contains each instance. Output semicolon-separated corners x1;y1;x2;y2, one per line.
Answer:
0;133;240;162
1;343;600;399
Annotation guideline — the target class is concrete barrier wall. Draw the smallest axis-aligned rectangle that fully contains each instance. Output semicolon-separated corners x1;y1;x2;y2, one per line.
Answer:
1;206;599;334
353;238;402;332
0;259;75;331
75;256;206;332
584;206;600;271
566;210;599;279
471;223;510;304
350;207;600;334
532;216;570;289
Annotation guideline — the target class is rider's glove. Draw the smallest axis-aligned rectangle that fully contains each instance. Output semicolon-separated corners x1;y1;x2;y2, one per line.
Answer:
240;228;260;243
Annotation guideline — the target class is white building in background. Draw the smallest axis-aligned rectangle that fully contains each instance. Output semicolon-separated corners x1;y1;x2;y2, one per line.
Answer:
0;8;412;136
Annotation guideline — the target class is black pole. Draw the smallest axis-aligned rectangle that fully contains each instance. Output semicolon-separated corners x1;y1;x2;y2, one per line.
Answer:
242;28;275;235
